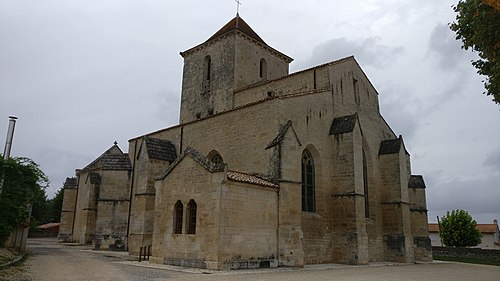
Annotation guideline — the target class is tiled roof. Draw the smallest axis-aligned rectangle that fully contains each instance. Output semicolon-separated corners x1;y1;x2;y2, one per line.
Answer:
428;224;439;232
379;137;402;155
63;177;78;189
144;137;177;162
81;144;131;171
477;224;500;233
227;171;278;189
207;14;266;45
180;15;293;63
36;223;60;230
329;113;358;135
429;223;499;234
408;175;426;189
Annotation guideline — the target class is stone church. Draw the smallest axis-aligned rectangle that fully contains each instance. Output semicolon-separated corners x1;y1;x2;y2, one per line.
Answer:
59;14;432;269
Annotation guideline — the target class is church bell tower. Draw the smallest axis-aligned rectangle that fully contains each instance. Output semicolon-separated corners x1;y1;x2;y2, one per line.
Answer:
179;14;293;123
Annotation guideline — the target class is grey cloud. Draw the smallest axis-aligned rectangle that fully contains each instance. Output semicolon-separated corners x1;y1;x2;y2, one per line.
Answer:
427;23;477;71
427;173;500;223
32;147;95;196
378;84;419;142
152;89;181;123
380;66;472;137
484;148;500;170
299;37;404;70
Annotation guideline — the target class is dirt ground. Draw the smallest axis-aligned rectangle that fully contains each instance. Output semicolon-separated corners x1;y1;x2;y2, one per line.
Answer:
2;238;500;281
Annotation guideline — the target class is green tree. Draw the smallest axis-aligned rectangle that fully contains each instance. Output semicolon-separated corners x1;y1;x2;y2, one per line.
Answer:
439;209;482;247
48;187;64;223
450;0;500;104
29;184;50;229
0;157;49;246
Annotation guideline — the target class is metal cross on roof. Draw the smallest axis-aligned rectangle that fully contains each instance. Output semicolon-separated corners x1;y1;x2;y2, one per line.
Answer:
235;0;241;14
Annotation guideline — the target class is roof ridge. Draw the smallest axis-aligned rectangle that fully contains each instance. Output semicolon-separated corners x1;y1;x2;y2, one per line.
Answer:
206;15;266;45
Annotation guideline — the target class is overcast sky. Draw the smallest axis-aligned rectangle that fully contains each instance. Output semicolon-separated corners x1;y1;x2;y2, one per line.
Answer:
1;0;498;224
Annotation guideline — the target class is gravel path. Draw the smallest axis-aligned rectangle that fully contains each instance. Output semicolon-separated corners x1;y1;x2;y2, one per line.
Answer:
8;238;184;281
3;238;500;281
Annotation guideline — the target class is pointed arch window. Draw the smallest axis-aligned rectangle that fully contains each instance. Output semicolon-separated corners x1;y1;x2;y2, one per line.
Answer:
187;200;197;234
259;58;267;80
301;150;315;212
173;200;183;234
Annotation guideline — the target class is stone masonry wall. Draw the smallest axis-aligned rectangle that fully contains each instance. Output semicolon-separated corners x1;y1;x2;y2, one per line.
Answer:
94;170;130;250
128;140;172;255
58;188;77;242
72;171;99;245
233;34;289;91
379;150;414;262
127;140;151;254
151;157;222;269
180;36;236;123
432;246;500;262
218;181;279;269
131;55;423;266
94;200;129;250
409;185;432;261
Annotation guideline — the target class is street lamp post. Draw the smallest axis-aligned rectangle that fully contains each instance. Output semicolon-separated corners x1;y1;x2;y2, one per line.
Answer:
1;116;18;195
3;116;18;159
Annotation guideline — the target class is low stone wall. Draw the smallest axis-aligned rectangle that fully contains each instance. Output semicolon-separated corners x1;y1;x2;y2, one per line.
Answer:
432;246;500;262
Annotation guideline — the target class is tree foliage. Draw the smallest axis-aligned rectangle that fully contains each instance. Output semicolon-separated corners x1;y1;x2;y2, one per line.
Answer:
48;187;64;223
439;209;482;247
0;157;49;246
29;186;64;231
450;0;500;104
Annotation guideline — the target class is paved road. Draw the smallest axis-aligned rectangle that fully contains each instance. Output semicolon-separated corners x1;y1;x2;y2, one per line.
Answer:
9;238;500;281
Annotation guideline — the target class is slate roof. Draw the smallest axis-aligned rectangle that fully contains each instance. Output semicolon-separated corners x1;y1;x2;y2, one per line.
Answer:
63;177;78;189
408;175;426;189
102;153;132;170
207;14;266;45
227;171;278;189
329;113;358;135
379;137;403;155
81;144;132;172
144;137;177;162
